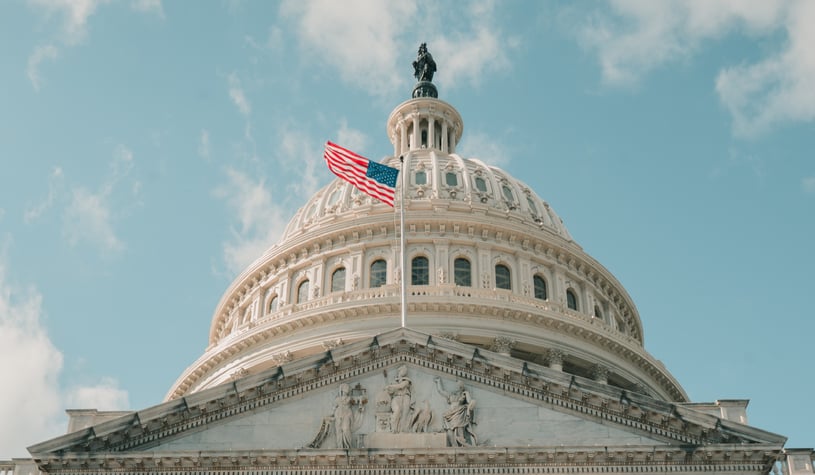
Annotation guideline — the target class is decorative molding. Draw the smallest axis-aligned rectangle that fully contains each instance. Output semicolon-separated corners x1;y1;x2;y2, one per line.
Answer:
41;332;778;460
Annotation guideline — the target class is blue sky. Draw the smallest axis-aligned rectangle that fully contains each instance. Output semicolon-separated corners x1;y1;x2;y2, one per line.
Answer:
1;0;814;457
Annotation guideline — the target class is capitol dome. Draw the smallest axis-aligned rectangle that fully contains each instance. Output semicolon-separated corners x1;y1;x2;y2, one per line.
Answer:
166;92;686;404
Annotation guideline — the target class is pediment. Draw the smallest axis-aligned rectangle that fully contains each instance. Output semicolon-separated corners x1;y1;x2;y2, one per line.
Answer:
29;328;785;464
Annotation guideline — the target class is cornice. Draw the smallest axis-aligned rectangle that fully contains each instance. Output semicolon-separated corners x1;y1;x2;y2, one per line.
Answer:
173;286;679;402
33;445;781;474
56;331;778;459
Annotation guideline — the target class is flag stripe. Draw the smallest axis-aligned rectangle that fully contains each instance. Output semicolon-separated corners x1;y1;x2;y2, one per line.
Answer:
324;141;398;207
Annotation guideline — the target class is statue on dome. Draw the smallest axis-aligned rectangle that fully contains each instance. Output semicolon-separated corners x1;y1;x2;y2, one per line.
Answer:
413;43;436;82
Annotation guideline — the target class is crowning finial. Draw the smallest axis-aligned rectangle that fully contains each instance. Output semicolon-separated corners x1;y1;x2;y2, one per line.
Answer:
412;42;438;98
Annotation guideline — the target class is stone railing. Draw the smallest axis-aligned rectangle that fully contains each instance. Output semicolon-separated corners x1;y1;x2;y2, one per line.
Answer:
220;284;632;348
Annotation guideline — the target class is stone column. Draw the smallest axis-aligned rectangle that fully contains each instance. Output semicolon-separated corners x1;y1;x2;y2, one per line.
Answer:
412;117;420;151
441;121;448;153
428;116;435;150
400;121;407;156
592;364;609;384
548;349;564;372
491;337;515;356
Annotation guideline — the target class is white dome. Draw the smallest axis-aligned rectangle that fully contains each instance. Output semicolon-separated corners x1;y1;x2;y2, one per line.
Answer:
283;154;573;243
167;97;686;404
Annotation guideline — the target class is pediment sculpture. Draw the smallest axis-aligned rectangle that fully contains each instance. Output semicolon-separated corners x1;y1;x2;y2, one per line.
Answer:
308;366;478;448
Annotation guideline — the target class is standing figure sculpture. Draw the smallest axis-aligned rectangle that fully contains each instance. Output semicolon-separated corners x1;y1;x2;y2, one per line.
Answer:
413;43;436;82
308;382;366;449
333;383;354;448
384;365;413;432
434;377;477;446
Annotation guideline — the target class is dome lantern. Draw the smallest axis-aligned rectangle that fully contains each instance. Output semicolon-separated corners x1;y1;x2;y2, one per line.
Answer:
388;44;463;157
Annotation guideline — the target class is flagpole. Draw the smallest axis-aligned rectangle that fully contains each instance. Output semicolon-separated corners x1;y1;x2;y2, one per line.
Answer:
399;153;408;328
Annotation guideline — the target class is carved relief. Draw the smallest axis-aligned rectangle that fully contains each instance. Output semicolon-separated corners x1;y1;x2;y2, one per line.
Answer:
379;365;413;433
308;383;367;449
322;338;344;350
272;351;293;365
434;378;477;446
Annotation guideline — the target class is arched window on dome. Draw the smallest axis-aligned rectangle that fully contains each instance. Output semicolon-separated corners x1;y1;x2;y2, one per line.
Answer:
297;280;310;304
474;177;487;193
411;256;429;285
495;264;511;290
526;196;538;215
594;305;603;320
502;184;514;202
566;289;579;311
331;267;346;293
415;170;427;185
267;295;279;313
370;259;387;288
454;257;471;287
445;172;458;187
533;275;547;300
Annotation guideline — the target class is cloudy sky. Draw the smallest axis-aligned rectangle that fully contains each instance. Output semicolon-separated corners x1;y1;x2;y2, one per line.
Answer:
1;0;814;457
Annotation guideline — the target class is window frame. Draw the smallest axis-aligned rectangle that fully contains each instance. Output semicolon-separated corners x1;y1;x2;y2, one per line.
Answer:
331;267;346;293
454;257;472;287
533;274;547;300
411;256;430;285
370;259;387;288
495;264;511;290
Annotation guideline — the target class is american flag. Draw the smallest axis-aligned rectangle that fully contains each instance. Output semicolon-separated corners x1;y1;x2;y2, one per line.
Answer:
324;141;400;207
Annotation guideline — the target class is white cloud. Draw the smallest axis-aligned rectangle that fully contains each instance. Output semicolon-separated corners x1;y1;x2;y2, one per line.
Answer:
280;0;417;96
198;129;211;159
27;44;59;92
580;0;785;86
280;0;514;96
430;1;513;89
26;0;162;89
228;73;251;117
0;249;129;457
215;169;290;275
0;251;63;456
280;130;325;199
130;0;164;19
214;125;331;276
61;146;135;253
715;1;815;136
65;378;130;410
802;177;815;193
335;120;369;157
457;131;511;167
24;166;64;223
28;0;110;45
267;26;283;51
579;0;815;136
63;187;123;252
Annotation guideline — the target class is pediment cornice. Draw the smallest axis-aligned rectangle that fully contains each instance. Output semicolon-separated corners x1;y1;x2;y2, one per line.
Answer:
30;329;784;460
32;444;782;474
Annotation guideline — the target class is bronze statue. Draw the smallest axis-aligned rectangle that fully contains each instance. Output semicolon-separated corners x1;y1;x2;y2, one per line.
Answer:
413;43;436;82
